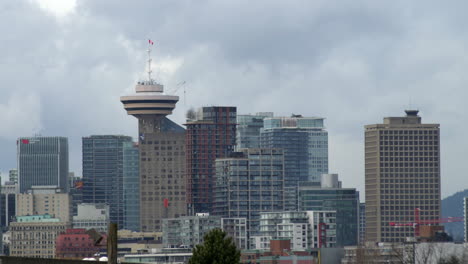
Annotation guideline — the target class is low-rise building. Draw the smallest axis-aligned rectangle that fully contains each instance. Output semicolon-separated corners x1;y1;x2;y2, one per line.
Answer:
256;211;337;250
117;229;163;255
10;214;69;258
72;203;109;233
241;239;317;264
55;228;105;259
123;248;192;263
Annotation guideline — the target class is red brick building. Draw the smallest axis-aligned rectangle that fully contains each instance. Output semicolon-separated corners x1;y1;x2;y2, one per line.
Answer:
55;229;106;259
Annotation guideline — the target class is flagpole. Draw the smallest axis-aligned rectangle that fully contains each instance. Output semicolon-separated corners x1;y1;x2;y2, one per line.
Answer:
147;40;153;82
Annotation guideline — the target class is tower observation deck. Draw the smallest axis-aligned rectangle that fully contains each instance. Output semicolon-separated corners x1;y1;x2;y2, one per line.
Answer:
120;43;179;133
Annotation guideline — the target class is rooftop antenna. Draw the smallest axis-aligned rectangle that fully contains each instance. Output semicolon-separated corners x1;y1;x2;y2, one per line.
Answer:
147;39;154;82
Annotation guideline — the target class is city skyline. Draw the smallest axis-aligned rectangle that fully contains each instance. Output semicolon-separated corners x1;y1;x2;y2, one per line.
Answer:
1;0;468;201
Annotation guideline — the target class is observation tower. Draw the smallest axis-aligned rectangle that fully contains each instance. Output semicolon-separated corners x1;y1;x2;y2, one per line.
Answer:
120;42;187;232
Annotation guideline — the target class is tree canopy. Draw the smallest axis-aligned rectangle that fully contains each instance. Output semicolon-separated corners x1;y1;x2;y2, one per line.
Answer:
189;228;241;264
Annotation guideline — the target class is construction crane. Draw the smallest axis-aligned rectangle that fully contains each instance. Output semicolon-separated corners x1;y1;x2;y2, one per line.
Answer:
389;208;463;237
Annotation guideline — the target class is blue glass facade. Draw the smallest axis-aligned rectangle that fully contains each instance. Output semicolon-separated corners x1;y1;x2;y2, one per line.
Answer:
260;117;328;185
298;186;359;246
236;112;273;150
123;142;140;231
82;135;133;229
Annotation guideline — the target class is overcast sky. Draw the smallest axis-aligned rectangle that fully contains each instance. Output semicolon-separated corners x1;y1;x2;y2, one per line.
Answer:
1;0;467;200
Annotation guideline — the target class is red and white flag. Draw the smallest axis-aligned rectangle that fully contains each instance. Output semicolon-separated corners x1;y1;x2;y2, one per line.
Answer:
148;39;154;45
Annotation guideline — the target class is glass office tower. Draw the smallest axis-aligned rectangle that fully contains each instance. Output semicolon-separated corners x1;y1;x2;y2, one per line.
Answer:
82;135;133;229
123;142;140;231
17;136;69;193
260;115;328;185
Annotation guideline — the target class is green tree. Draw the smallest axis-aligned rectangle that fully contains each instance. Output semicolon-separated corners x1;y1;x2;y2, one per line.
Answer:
189;228;241;264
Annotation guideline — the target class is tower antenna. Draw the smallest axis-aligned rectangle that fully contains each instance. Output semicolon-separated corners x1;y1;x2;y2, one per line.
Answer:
147;39;154;82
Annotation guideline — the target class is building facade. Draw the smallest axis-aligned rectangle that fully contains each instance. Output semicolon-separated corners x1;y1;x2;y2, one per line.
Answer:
186;106;237;214
0;181;16;231
16;187;71;223
298;174;359;246
9;214;69;258
221;218;248;250
214;148;284;236
120;54;187;232
260;115;328;185
365;110;441;242
257;211;337;250
464;197;468;243
56;228;105;259
17;137;69;193
236;112;273;150
162;213;221;248
72;203;110;233
8;169;18;184
359;203;366;245
82;135;133;229
123;142;140;231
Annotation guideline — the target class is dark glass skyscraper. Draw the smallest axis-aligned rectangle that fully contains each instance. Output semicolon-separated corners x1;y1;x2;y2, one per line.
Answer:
17;136;69;193
186;106;237;214
82;135;133;229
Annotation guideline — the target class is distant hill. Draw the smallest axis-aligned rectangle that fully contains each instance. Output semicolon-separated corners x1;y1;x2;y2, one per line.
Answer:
441;189;468;242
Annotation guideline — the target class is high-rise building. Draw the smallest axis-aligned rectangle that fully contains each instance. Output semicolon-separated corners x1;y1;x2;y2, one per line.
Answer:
0;181;16;231
236;112;273;150
8;169;18;184
365;110;440;243
16;186;71;223
298;174;359;246
359;203;366;245
17;136;69;193
214;148;284;236
255;210;337;250
82;135;133;229
123;142;140;231
185;106;237;214
120;47;186;232
260;115;328;185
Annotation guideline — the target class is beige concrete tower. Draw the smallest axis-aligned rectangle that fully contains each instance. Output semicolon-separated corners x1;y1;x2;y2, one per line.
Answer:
365;110;440;243
121;44;186;231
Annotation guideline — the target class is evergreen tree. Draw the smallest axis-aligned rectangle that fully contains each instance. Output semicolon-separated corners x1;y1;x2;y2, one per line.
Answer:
189;228;241;264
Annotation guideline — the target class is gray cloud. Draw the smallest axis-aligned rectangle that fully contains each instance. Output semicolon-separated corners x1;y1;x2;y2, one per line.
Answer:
1;0;467;199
